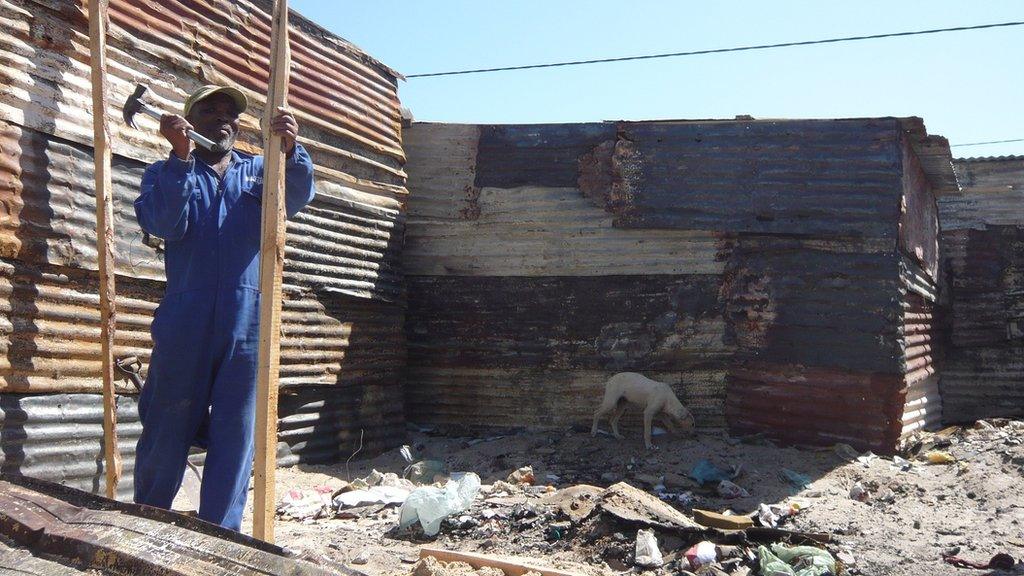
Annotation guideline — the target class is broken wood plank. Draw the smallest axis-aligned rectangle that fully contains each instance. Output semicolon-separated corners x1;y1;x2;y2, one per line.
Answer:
253;0;291;544
87;0;120;499
692;508;754;530
419;547;580;576
0;476;341;575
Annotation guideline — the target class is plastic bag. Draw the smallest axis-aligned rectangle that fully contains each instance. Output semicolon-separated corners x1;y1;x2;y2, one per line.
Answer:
758;544;836;576
717;479;750;499
398;472;480;536
780;468;811;490
684;540;717;569
634;529;663;568
690;459;733;486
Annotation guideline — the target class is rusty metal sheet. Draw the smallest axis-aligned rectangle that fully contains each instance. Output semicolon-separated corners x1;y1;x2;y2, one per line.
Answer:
0;388;401;503
0;258;406;395
605;119;904;236
939;157;1024;422
0;475;349;575
405;273;730;429
899;137;940;281
899;266;942;435
404;119;948;452
898;117;959;196
404;123;730;277
726;363;906;452
405;367;728;432
278;385;404;466
0;0;405;182
0;120;406;301
722;238;902;373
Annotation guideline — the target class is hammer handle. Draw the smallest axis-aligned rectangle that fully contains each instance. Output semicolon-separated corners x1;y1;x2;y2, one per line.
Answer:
137;102;220;152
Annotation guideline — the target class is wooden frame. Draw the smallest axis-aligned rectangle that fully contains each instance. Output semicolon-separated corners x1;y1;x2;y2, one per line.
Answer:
252;0;290;543
87;0;120;500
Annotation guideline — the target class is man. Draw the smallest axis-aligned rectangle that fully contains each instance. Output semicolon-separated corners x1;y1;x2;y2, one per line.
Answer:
133;85;315;531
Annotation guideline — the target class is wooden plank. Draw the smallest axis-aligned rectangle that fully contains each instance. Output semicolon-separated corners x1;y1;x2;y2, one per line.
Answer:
253;0;291;543
87;0;120;500
0;477;341;575
419;547;580;576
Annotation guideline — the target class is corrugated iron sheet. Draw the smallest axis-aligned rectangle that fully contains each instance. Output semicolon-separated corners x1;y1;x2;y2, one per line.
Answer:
405;118;954;452
0;389;402;502
0;256;405;395
939;157;1024;422
899;261;942;435
0;0;405;182
0;0;409;491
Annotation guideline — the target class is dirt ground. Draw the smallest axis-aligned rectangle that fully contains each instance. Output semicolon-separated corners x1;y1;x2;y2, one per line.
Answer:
239;420;1024;576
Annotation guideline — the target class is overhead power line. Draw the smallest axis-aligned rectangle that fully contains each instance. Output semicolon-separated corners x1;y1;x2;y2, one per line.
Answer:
407;20;1024;78
952;138;1024;148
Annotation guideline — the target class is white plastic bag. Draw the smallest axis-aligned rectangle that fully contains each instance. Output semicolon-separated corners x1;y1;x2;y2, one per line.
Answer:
634;529;663;568
398;472;480;536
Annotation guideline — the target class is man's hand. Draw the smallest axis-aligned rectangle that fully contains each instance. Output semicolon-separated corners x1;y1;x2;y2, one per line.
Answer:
270;107;298;154
160;114;192;161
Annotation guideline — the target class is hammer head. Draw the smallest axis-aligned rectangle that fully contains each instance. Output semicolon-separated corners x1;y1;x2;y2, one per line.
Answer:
122;84;151;129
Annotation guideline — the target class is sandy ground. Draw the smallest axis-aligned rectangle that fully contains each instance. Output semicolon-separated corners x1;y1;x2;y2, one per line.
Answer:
237;420;1024;576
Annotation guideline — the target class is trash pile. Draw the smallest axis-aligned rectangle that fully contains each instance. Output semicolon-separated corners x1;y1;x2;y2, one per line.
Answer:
277;448;451;522
269;421;1024;575
279;446;845;574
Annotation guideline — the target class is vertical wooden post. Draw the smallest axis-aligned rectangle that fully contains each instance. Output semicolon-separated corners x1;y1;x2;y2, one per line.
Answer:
87;0;121;499
253;0;290;543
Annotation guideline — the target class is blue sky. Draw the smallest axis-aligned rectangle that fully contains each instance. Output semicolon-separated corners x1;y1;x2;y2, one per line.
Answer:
291;1;1024;158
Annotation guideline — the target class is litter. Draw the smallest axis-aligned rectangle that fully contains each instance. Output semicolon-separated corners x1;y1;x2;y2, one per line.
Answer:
684;541;717;570
758;543;836;576
833;443;860;461
779;469;811;491
856;452;878;468
943;552;1016;570
925;450;957;464
278;486;333;519
891;456;913;471
694;508;754;530
836;549;856;566
334;486;411;509
849;482;869;502
657;490;697;506
634;528;663;568
690;460;735;486
406;460;446;484
507;466;535;485
398;472;481;536
717;480;750;499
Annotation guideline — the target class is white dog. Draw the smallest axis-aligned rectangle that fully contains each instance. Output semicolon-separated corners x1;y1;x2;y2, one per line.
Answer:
591;372;696;449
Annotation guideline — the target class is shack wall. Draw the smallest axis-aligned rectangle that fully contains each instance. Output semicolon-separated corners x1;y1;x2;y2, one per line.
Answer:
404;118;952;451
939;157;1024;422
0;0;407;494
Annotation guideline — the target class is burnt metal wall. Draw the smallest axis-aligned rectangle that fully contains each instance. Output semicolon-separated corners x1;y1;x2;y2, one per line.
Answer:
939;156;1024;422
404;118;953;452
0;0;407;494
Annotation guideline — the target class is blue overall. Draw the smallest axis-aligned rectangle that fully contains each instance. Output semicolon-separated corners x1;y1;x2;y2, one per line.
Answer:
133;145;314;530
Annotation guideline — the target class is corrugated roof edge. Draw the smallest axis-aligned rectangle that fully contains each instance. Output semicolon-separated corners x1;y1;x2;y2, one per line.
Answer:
955;155;1024;163
253;0;405;81
408;115;959;195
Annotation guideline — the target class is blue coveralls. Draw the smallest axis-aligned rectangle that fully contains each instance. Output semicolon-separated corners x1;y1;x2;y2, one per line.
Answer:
133;145;315;530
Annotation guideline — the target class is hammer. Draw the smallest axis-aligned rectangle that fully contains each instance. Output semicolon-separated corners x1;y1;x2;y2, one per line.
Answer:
122;84;223;152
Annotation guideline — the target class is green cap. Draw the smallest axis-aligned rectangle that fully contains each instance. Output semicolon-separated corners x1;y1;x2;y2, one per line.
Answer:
182;85;248;117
